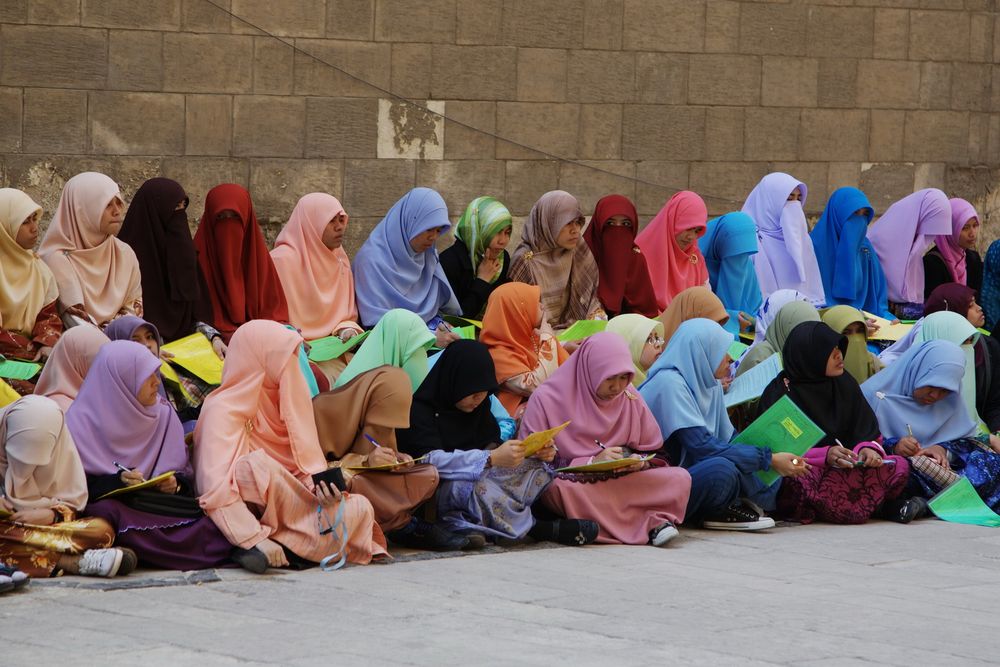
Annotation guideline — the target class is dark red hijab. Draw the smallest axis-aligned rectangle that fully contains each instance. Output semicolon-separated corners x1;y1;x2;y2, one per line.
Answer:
583;194;659;318
924;282;984;366
193;184;288;341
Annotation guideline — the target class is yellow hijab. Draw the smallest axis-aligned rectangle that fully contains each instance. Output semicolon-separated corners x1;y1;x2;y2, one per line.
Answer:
0;188;58;333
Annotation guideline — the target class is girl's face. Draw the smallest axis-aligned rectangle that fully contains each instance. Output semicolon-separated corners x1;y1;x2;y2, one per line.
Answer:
556;217;585;250
912;386;950;405
638;332;664;371
675;227;703;251
99;196;125;236
968;300;986;328
488;226;512;253
322;212;349;249
825;346;845;377
596;373;632;400
959;217;980;250
455;391;489;413
714;354;733;380
131;325;159;358
410;227;443;253
842;321;866;336
535;302;544;328
787;187;803;202
15;211;40;250
136;372;161;407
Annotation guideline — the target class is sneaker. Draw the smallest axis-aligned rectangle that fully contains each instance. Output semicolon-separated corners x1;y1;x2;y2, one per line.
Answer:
0;564;29;590
649;522;679;547
77;548;127;578
702;503;776;531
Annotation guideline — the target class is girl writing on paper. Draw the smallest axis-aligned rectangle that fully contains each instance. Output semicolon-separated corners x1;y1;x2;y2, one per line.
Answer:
440;196;514;319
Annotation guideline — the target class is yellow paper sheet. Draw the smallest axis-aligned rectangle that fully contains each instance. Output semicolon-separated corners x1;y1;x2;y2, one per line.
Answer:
97;471;176;500
862;312;913;342
556;455;654;473
345;455;427;472
161;333;224;385
0;379;19;407
522;421;571;456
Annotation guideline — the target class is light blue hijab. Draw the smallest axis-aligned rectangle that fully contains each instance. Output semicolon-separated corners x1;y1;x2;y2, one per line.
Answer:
699;212;762;321
353;187;460;327
639;318;735;444
860;339;977;444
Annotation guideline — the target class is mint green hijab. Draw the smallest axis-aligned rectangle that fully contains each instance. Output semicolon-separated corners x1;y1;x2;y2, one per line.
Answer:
334;309;435;391
917;310;979;424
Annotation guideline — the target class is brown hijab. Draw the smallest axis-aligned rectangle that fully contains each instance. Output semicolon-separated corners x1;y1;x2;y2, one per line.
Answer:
658;286;730;344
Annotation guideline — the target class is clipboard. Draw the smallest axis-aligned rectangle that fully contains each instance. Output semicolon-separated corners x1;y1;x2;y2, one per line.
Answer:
556;455;654;473
307;330;371;362
161;333;224;385
97;471;176;500
521;421;570;456
345;455;427;472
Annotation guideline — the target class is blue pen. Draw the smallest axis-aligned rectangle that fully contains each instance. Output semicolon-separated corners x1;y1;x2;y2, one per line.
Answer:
363;433;381;448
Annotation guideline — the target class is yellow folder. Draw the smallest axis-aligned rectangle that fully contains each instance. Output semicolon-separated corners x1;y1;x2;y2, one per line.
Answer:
97;471;176;500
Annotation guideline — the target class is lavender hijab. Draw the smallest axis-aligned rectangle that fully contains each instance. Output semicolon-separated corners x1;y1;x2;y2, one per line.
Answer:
103;315;169;399
867;189;952;304
66;340;191;478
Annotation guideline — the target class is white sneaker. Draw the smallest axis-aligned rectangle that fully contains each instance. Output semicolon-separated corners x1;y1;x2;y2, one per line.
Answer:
702;502;776;531
77;548;125;578
649;522;679;547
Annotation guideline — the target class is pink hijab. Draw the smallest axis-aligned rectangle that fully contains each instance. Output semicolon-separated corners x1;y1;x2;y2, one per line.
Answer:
939;198;979;285
33;325;110;412
635;191;710;311
38;172;142;324
271;193;359;340
518;331;664;465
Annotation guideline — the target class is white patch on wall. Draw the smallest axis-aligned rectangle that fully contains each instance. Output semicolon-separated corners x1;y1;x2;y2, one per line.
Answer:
377;99;444;160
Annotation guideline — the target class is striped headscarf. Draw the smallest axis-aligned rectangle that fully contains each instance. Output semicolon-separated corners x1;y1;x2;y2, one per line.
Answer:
454;196;512;284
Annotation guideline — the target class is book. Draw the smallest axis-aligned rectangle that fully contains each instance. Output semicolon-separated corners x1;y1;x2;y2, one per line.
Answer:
724;353;782;408
521;421;571;456
161;333;224;385
727;340;749;361
555;455;654;473
732;395;824;485
0;358;42;381
557;319;608;342
97;471;176;500
928;477;1000;527
0;379;19;408
345;455;427;472
306;330;371;362
861;311;913;342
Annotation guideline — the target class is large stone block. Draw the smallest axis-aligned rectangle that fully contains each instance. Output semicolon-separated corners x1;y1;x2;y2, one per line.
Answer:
161;157;250;220
805;6;874;58
903;110;970;163
860;163;916;213
457;0;502;46
817;58;858;108
29;0;81;25
108;30;163;91
1;25;106;88
873;9;908;60
566;51;635;103
496;102;580;160
968;112;990;164
704;107;744;161
910;11;970;61
502;0;585;49
390;43;432;99
326;0;374;40
253;37;294;95
230;0;325;37
705;0;740;54
856;60;920;109
233;96;306;157
635;161;689;218
163;33;253;94
994;68;1000;112
342;158;416;217
81;0;180;30
579;105;622;160
583;0;623;51
305;97;377;158
185;94;233;156
504;160;559;216
636;53;688;105
516;49;567;102
951;63;991;111
799;109;869;162
248;159;344;223
0;1;26;22
559;161;636;214
688;55;761;106
0;88;22;152
919;62;952;110
417;160;506;216
623;0;704;53
622;105;705;161
375;0;455;43
432;45;517;101
294;39;391;97
739;2;807;56
89;92;185;156
443;101;496;159
688;162;768;215
869;109;905;162
828;162;862;191
762;57;818;107
22;88;86;154
744;108;800;161
988;114;1000;165
181;0;231;33
970;12;994;63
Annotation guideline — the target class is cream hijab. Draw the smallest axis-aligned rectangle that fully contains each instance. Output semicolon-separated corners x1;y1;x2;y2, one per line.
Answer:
0;189;58;333
606;314;664;387
33;325;111;412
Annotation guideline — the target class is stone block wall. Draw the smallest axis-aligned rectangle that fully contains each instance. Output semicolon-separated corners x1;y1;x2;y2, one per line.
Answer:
1;0;998;253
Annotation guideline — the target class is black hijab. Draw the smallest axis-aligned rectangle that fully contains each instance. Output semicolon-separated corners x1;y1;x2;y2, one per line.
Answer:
757;321;880;446
397;340;501;457
118;178;212;342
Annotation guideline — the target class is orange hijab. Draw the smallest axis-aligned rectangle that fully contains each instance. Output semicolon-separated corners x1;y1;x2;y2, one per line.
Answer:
635;191;709;310
480;282;568;384
658;286;730;344
271;193;359;340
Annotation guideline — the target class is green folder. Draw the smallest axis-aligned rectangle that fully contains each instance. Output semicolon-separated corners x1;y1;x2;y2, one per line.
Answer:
556;319;607;342
453;325;476;340
727;340;749;360
307;331;370;362
732;395;825;485
928;477;1000;527
0;358;42;381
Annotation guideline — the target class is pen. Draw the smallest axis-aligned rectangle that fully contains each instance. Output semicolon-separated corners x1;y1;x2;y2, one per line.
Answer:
906;424;914;438
594;439;607;450
363;433;381;449
113;461;145;482
834;439;855;467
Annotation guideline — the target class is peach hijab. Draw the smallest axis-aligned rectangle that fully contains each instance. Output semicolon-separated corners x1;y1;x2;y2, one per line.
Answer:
39;172;142;324
0;189;58;333
33;325;111;412
271;193;360;340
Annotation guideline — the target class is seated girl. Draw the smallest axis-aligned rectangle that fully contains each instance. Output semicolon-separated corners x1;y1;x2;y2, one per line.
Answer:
398;340;597;546
736;300;819;377
334;309;437;391
195;321;387;572
583;194;658;318
820;305;883;384
757;322;912;524
658;286;732;344
0;189;62;390
193;184;289;342
353;187;460;338
479;283;567;418
520;332;692;546
606;314;665;387
38;172;142;327
68;341;235;570
636;191;710;310
440;196;513;319
698;211;762;328
33;325;110;412
313;367;458;550
0;395;136;582
924;198;982;297
641;319;809;530
509;191;604;331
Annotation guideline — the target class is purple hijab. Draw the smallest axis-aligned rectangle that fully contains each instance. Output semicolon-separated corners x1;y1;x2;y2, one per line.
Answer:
66;340;190;478
103;315;169;399
867;189;952;304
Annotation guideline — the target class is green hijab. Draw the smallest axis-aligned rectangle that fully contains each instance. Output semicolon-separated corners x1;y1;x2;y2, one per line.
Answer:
606;314;664;387
737;300;820;376
918;310;979;424
334;309;435;391
454;196;513;283
821;305;880;384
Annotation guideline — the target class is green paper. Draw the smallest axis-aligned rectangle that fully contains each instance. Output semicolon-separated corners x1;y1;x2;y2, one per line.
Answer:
556;319;608;342
724;353;781;408
732;395;824;485
727;340;749;360
0;359;42;381
453;325;476;340
307;331;370;362
928;477;1000;527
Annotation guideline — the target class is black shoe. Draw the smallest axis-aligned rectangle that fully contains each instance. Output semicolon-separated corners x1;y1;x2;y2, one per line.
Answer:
387;518;470;551
702;503;776;531
882;496;929;524
529;519;600;546
463;533;488;550
231;546;269;574
118;548;139;576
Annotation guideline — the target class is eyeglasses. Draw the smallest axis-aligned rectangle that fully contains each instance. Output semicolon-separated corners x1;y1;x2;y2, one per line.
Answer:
645;334;664;348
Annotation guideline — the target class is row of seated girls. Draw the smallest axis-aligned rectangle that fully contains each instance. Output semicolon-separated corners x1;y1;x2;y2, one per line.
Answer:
0;166;996;593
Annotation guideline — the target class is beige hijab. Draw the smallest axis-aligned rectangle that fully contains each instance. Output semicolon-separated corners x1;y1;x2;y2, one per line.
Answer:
0;395;88;512
658;286;730;344
39;172;142;324
33;325;110;412
0;188;58;333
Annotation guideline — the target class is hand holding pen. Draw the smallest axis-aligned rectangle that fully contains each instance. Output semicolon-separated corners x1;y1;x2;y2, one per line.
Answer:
114;461;146;486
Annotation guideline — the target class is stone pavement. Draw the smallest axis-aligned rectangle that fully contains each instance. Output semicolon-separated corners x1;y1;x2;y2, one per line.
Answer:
4;519;999;666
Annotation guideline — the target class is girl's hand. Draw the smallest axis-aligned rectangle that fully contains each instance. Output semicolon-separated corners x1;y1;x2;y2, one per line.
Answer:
533;442;557;463
314;480;342;507
594;446;625;463
212;337;228;360
365;448;399;468
490;440;526;468
11;508;57;526
771;452;810;477
120;469;146;486
918;445;949;469
337;327;361;342
825;445;856;469
255;538;289;568
857;447;883;468
894;436;921;457
156;476;179;494
391;452;415;472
